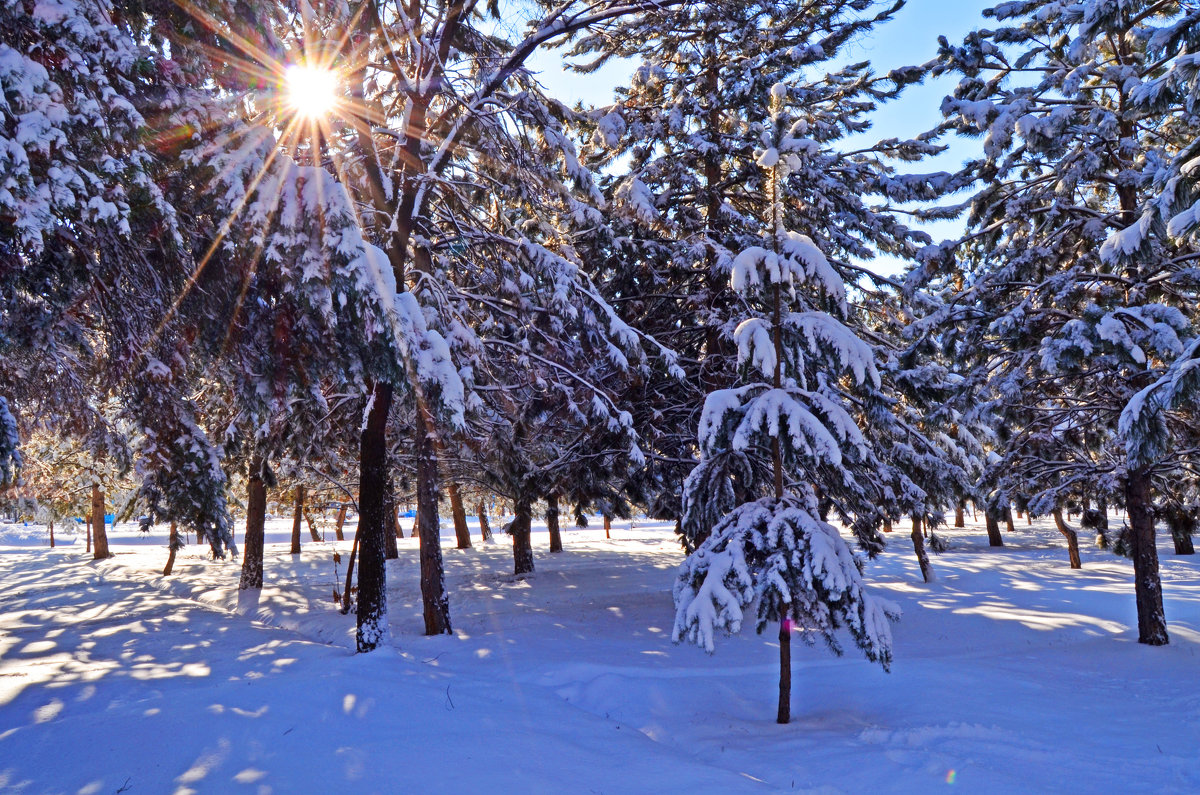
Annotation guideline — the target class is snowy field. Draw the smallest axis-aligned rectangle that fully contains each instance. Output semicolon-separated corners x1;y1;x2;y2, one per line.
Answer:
1;512;1198;793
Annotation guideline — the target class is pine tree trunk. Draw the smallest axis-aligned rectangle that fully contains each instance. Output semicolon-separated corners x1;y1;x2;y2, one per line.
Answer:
91;485;110;560
954;503;965;528
776;620;791;725
416;407;451;635
239;458;266;589
342;533;359;614
512;496;535;576
1051;508;1082;569
911;515;935;582
985;511;1004;547
477;501;492;542
603;514;612;539
448;481;471;549
882;517;892;533
1126;469;1169;645
383;479;398;560
334;504;347;541
1171;527;1194;555
1165;508;1195;555
305;504;322;542
1004;506;1016;535
86;512;91;554
547;493;562;553
48;520;54;548
290;486;304;555
356;383;392;653
163;522;179;577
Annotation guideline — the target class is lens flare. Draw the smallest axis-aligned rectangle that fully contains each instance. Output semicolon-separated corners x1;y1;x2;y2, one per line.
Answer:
285;64;340;119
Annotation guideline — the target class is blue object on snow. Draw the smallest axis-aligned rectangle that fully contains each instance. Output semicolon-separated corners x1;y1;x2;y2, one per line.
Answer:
104;513;115;524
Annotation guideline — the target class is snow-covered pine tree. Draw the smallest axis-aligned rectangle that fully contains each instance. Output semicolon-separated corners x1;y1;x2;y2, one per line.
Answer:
572;0;955;547
281;0;681;637
672;85;898;724
0;397;18;487
930;0;1200;644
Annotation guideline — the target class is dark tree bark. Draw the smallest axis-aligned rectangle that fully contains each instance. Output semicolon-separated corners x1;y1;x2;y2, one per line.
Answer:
603;514;612;539
882;517;892;533
1051;508;1083;569
1126;469;1169;645
477;501;492;542
334;504;347;541
911;515;935;583
416;409;451;634
356;383;393;652
448;481;472;549
1004;506;1016;535
383;478;398;560
163;522;179;576
1163;506;1195;555
511;496;535;575
954;502;965;528
48;520;54;548
776;619;791;725
547;493;562;553
240;458;267;588
342;533;359;614
91;485;110;560
290;486;304;555
985;511;1004;547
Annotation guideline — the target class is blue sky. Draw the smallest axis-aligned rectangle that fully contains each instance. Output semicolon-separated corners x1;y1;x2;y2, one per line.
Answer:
528;0;997;276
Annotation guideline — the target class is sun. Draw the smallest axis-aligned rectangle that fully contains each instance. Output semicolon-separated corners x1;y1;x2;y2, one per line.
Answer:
284;64;340;119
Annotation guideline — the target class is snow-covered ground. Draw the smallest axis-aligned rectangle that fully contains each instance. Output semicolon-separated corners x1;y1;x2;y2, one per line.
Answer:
1;512;1198;793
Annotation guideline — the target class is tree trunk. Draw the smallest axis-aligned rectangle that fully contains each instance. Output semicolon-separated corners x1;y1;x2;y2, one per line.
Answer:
1171;527;1195;555
547;493;562;553
1004;506;1016;535
477;501;492;542
304;503;322;542
911;515;935;583
954;502;965;528
163;522;179;577
290;486;304;555
985;511;1004;547
603;514;612;539
416;408;451;635
882;517;892;533
448;481;471;549
86;512;91;553
91;485;110;560
342;533;359;614
1164;507;1195;555
48;520;54;548
512;496;535;576
334;504;347;541
1051;508;1083;569
240;457;266;589
1126;469;1169;645
383;478;398;560
776;620;791;725
356;383;392;652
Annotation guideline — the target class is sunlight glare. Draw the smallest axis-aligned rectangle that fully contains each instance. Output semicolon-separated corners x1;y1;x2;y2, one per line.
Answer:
285;64;339;119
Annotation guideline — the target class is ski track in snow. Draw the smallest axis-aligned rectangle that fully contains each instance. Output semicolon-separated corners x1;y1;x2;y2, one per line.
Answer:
1;514;1199;793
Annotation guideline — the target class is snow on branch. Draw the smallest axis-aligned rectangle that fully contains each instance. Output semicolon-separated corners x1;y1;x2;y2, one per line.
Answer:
673;497;898;666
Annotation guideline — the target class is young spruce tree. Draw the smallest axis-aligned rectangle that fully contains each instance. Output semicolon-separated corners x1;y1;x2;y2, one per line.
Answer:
672;86;898;725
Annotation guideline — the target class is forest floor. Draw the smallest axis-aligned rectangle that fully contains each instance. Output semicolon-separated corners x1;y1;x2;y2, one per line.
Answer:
1;510;1198;793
